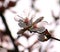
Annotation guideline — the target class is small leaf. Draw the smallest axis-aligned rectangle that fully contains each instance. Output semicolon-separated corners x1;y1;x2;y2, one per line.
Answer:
38;34;48;42
18;19;27;27
28;17;33;25
34;17;44;24
37;27;46;33
29;26;45;33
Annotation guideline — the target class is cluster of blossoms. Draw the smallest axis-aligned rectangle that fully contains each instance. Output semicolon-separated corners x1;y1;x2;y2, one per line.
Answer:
14;10;60;52
15;13;49;41
13;11;53;52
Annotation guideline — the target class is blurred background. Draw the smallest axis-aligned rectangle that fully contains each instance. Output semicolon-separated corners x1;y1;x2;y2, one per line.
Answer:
0;0;60;52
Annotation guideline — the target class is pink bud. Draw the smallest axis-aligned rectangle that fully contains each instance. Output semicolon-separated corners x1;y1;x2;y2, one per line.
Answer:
24;18;29;23
33;24;37;28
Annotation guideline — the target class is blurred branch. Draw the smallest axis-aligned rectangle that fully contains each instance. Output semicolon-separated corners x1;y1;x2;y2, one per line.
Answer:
0;12;19;52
